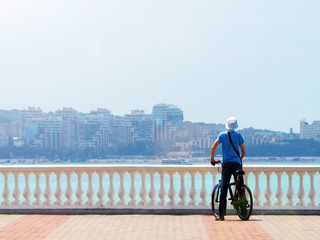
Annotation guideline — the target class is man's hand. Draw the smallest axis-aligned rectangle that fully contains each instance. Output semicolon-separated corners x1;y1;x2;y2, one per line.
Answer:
210;159;219;166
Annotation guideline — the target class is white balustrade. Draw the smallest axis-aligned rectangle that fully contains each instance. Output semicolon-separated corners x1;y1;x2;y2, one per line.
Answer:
97;171;106;207
65;171;74;206
158;171;167;206
264;171;273;206
0;165;319;210
23;172;32;206
308;172;317;207
189;171;198;206
128;170;138;206
178;171;187;206
34;172;43;206
2;172;11;206
168;171;177;206
44;172;52;206
286;171;295;207
275;171;284;206
12;172;21;205
139;171;148;206
86;171;95;206
75;171;84;206
297;171;306;206
107;171;116;206
253;171;262;206
118;171;127;206
148;171;157;206
199;171;208;206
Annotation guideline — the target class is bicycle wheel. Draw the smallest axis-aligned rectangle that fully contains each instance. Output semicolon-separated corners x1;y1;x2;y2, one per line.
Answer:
211;183;220;218
235;184;253;220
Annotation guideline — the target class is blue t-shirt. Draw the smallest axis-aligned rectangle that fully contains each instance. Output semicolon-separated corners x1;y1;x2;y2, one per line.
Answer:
217;130;244;165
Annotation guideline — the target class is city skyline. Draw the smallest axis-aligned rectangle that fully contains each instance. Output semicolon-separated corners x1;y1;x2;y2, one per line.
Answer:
0;104;300;152
0;104;311;133
1;0;319;133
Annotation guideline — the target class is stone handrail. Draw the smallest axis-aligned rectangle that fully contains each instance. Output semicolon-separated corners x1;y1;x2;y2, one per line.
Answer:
0;165;319;209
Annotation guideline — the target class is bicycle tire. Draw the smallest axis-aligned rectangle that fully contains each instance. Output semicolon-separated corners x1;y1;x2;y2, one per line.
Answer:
235;184;253;220
211;183;220;218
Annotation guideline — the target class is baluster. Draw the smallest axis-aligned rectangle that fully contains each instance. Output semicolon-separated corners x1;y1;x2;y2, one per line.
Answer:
275;171;284;206
148;171;157;206
189;171;198;206
44;172;53;206
253;171;262;206
97;171;106;207
12;172;21;205
308;172;317;207
158;171;167;206
286;171;295;206
54;172;63;206
212;170;218;189
2;172;11;206
297;171;306;206
264;171;273;206
200;171;209;206
244;171;249;185
139;171;148;206
65;171;74;206
75;171;84;206
86;171;95;206
168;171;177;206
23;172;32;206
178;171;187;206
107;171;116;206
118;171;127;206
34;172;43;205
129;170;138;205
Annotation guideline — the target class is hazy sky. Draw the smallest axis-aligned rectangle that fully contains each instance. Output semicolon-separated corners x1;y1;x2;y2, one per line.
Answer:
0;0;319;132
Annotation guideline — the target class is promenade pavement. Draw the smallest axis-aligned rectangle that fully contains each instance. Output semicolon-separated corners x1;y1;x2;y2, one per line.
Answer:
0;214;318;240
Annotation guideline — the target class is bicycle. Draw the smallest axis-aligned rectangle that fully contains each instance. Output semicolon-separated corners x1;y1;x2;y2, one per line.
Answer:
211;161;253;220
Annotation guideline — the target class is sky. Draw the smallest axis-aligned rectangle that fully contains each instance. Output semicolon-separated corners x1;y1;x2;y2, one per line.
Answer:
0;0;319;133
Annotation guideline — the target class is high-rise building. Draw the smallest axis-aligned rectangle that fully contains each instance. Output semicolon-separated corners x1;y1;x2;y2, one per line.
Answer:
20;107;44;140
26;117;63;149
0;127;8;147
55;108;79;148
79;109;112;148
152;104;184;142
124;110;152;143
300;120;320;140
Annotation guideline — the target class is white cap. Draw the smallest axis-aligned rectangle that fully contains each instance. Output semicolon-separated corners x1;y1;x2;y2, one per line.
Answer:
225;117;238;130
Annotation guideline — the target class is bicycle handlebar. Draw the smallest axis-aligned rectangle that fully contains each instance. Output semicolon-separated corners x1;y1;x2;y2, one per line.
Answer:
210;160;221;166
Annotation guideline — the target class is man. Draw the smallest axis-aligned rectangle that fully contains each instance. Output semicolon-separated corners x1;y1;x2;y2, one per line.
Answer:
210;117;246;221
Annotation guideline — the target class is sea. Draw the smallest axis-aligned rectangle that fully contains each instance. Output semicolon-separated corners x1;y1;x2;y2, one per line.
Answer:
1;157;320;204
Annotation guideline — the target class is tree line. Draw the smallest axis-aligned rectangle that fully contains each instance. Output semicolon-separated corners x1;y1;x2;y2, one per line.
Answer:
0;139;320;161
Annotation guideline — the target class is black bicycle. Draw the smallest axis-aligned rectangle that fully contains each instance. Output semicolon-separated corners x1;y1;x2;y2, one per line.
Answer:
211;162;253;220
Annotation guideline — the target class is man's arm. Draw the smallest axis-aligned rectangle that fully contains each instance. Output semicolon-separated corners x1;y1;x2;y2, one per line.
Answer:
210;140;220;166
240;143;245;161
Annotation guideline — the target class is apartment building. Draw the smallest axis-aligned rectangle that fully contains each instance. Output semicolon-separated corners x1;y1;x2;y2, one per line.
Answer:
300;120;320;140
152;104;184;142
55;108;80;148
26;117;63;149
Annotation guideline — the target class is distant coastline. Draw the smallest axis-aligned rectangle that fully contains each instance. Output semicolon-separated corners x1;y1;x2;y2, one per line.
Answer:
1;156;320;165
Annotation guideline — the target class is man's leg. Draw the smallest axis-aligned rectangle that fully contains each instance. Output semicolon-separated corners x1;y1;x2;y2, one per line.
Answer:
219;163;232;218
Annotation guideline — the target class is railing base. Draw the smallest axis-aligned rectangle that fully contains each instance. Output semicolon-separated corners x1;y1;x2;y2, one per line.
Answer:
1;208;320;215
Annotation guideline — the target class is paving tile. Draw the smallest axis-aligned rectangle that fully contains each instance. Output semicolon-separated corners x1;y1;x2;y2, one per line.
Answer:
0;215;22;228
202;215;272;240
0;214;319;240
44;215;210;240
257;215;320;240
0;215;70;240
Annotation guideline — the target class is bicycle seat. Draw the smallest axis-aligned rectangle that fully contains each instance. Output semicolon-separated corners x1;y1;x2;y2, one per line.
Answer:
235;170;245;176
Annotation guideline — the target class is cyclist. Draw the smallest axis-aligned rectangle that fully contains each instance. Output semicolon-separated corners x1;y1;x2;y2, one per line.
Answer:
210;117;246;221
